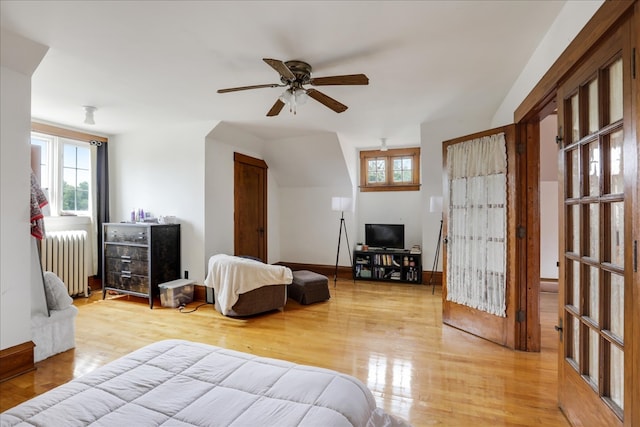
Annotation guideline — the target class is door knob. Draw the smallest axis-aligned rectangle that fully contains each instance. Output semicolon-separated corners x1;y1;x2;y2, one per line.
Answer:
554;319;563;342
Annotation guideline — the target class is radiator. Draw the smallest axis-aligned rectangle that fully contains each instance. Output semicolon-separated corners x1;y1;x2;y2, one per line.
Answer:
40;230;89;297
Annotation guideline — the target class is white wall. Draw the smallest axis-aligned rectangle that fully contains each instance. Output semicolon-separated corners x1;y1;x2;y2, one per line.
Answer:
0;29;48;350
419;116;493;272
492;0;604;126
109;122;216;284
205;124;354;267
203;123;420;269
267;133;354;266
280;186;354;266
267;172;282;264
357;191;422;249
203;136;234;266
540;181;559;279
540;114;559;279
204;125;270;266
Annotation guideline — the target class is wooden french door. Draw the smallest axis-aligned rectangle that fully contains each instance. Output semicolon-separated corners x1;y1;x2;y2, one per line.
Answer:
556;14;636;426
234;153;268;261
442;125;531;350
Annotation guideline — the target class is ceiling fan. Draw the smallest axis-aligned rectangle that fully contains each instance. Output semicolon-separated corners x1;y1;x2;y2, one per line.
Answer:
217;58;369;116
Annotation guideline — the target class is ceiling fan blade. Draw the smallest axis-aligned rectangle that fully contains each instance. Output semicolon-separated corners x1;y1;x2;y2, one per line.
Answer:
263;58;296;81
306;89;348;113
310;74;369;86
266;99;285;117
217;83;282;93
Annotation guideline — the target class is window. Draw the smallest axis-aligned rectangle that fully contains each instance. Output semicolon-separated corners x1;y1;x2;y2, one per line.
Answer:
62;142;91;212
360;147;420;191
31;131;93;216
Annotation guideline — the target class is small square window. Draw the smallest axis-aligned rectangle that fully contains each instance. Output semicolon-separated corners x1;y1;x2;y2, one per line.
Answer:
392;156;413;183
360;147;420;192
367;158;387;184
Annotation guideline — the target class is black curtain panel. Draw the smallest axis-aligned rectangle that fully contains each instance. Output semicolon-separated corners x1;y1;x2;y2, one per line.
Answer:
94;140;110;278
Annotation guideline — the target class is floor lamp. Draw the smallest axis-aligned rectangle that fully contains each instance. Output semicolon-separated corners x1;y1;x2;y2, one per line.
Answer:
428;196;443;294
332;197;353;287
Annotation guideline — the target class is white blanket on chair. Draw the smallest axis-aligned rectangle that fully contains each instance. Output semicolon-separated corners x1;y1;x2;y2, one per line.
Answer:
204;254;292;315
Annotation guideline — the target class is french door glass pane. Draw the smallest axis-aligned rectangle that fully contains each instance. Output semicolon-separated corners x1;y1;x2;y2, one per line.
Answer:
587;266;599;323
571;94;580;142
588;204;599;259
588;329;599;386
569;315;580;366
571;205;580;254
588;79;599;134
608;130;624;194
572;260;580;308
587;141;600;197
609;58;623;123
609;273;624;340
609;202;624;266
570;148;580;198
610;344;624;410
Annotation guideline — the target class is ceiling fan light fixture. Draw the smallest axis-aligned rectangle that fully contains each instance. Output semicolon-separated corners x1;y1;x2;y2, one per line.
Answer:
83;105;97;125
279;89;293;104
295;88;308;105
279;88;307;115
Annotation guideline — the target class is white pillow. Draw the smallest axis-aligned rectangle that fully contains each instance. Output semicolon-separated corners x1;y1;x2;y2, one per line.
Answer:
43;271;73;310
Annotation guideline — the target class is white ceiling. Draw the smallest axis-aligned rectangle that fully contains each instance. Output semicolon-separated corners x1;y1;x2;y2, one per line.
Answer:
1;1;567;146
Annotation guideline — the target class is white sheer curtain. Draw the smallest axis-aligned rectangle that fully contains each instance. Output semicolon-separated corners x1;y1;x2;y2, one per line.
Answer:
446;133;507;317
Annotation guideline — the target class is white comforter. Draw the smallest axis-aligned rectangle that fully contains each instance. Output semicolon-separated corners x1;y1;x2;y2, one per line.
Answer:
1;339;411;427
203;254;293;315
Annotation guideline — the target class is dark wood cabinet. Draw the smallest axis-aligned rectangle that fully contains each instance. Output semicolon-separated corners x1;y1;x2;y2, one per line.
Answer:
353;249;422;284
102;223;180;308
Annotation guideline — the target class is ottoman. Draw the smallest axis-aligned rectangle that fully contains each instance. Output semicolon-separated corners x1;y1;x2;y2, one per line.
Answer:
289;270;330;305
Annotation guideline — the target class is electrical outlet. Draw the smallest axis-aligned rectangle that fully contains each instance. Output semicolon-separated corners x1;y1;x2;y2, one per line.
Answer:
184;270;189;279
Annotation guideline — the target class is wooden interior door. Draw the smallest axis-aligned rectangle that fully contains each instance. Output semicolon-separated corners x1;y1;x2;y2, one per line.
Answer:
555;15;635;426
441;124;527;350
234;153;267;261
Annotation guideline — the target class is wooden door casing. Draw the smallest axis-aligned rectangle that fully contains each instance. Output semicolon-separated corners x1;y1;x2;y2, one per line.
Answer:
234;153;267;261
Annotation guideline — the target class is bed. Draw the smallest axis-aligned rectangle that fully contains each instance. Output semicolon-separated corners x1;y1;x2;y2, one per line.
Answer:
204;254;292;317
0;339;411;426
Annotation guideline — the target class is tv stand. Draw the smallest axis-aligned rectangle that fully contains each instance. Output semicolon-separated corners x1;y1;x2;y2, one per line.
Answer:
353;248;422;284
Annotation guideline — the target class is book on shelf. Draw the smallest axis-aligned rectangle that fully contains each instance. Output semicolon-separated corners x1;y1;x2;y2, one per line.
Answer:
410;244;422;254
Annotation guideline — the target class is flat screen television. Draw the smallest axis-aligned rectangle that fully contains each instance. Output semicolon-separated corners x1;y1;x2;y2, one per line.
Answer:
364;224;405;250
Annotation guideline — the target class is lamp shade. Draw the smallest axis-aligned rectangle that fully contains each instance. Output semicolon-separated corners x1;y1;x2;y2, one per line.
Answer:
429;196;443;213
331;197;352;212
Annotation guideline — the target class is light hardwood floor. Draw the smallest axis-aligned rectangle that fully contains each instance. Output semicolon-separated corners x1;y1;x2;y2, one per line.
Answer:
1;280;568;426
